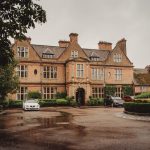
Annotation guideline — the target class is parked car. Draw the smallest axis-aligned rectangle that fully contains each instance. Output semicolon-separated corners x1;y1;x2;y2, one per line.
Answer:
23;99;40;110
104;96;124;107
123;96;134;102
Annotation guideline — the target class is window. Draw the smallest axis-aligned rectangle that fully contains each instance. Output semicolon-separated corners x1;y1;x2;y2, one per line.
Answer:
77;64;84;78
17;47;29;58
92;87;104;98
43;87;57;99
42;53;54;59
71;51;78;58
115;69;122;80
92;68;104;80
115;87;123;97
43;66;57;79
90;57;100;61
17;87;28;100
113;54;122;62
16;65;28;77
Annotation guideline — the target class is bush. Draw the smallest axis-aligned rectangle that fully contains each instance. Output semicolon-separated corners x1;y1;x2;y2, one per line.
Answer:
39;99;57;107
55;92;67;99
87;98;104;106
56;99;69;106
124;102;150;114
0;100;9;108
9;100;23;108
28;91;42;99
135;92;150;99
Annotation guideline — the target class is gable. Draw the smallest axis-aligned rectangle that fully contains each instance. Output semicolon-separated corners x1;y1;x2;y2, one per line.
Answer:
105;45;133;66
58;42;88;61
12;40;41;61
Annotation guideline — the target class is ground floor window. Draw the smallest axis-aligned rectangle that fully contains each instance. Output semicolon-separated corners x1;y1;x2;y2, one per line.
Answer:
17;86;28;100
115;87;123;97
43;87;57;99
92;87;104;98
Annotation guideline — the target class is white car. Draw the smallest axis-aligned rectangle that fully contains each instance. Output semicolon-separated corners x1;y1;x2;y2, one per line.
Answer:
23;99;40;110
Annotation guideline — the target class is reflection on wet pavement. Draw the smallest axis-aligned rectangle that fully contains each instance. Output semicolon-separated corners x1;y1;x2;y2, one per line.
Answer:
0;109;86;150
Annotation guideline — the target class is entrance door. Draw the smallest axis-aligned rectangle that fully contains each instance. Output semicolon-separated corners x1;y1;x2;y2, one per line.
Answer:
76;88;85;106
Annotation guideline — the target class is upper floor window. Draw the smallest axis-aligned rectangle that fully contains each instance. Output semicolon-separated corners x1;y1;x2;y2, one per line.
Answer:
77;64;84;78
42;53;54;59
16;86;28;100
71;51;78;58
92;68;104;80
113;54;122;62
43;66;57;79
16;65;28;78
115;69;122;80
43;87;57;99
17;47;29;58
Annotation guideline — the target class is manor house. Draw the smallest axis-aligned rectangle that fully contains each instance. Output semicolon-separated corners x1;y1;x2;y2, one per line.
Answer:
11;33;133;104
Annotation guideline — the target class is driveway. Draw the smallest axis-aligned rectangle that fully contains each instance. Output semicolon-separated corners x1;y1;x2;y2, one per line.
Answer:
0;107;150;150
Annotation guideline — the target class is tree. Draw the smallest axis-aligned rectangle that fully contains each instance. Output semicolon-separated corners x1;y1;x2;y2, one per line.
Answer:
122;85;133;96
0;0;46;66
0;60;19;100
28;91;42;99
104;85;116;97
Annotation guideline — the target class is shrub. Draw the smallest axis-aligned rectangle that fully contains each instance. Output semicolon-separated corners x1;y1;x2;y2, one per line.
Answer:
104;85;116;96
0;100;9;108
9;100;23;108
135;92;150;99
39;99;57;107
124;102;150;114
55;92;67;99
28;91;42;99
56;99;69;106
122;85;133;96
87;98;104;106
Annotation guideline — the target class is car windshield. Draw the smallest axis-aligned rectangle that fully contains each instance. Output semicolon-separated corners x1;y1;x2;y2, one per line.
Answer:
25;100;37;103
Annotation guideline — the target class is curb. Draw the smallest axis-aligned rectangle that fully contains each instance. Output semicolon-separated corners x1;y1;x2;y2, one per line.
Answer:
124;111;150;116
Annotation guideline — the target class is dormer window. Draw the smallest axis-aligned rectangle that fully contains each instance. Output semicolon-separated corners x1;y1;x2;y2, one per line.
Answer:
90;52;100;61
113;54;122;62
17;46;29;58
71;51;78;58
42;48;55;59
90;56;100;61
42;53;54;59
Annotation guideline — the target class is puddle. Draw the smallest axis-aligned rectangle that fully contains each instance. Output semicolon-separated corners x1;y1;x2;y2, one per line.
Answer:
0;109;86;150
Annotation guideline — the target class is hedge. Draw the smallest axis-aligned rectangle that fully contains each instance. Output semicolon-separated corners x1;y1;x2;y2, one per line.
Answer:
87;98;104;106
124;102;150;114
135;92;150;99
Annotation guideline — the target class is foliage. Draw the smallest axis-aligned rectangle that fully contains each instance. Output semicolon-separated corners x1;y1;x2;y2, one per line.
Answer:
135;92;150;99
0;0;46;65
0;61;19;100
55;92;67;99
0;100;9;108
9;100;22;108
28;91;42;99
122;85;133;96
124;102;150;114
56;99;69;106
104;85;116;96
87;98;104;106
39;99;57;107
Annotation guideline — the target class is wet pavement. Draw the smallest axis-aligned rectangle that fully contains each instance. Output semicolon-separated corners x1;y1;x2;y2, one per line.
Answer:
0;107;150;150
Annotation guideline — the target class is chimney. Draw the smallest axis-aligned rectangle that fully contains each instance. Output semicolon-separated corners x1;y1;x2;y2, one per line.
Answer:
69;33;78;43
116;38;126;54
26;37;31;43
98;41;112;50
58;40;70;48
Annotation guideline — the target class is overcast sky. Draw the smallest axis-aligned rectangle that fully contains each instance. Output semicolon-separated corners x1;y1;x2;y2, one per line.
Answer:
27;0;150;68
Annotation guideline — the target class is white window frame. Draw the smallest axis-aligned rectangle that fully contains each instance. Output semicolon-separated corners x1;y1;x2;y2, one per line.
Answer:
71;51;78;58
16;86;28;100
43;87;57;99
43;66;57;79
113;54;122;62
16;65;28;78
115;87;123;97
17;46;29;58
76;64;84;78
92;68;104;80
115;69;122;80
92;87;104;98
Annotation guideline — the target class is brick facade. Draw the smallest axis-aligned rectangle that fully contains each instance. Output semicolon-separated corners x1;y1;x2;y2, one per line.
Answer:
10;33;134;103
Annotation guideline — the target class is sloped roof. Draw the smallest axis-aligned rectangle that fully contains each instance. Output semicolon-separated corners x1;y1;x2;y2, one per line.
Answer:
32;44;65;58
134;73;150;85
134;68;148;74
32;44;110;61
83;48;110;61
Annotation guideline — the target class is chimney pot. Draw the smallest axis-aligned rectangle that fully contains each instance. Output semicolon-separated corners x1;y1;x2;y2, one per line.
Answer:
69;33;78;43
